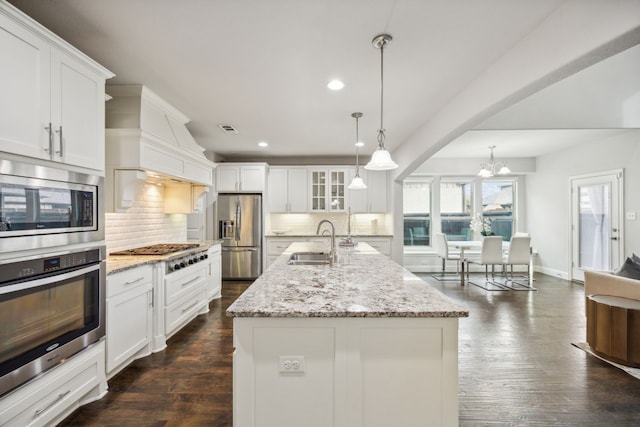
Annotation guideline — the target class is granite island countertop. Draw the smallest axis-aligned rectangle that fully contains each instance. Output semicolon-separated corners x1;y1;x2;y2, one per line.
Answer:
227;241;469;318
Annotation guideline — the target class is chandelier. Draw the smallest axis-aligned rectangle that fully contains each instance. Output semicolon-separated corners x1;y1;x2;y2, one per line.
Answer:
478;146;511;177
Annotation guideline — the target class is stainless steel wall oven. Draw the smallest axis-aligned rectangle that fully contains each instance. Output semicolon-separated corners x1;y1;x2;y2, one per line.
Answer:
0;246;105;397
0;158;103;254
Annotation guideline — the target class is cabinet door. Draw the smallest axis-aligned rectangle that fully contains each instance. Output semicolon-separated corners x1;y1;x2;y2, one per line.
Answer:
51;49;105;170
268;168;288;212
240;166;265;192
310;170;327;211
106;284;152;373
348;168;368;213
288;168;308;212
367;170;388;212
0;15;50;160
217;166;239;191
211;253;222;299
329;169;347;212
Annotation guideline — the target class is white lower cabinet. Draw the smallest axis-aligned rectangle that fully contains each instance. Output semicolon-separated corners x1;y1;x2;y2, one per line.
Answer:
233;317;459;427
356;236;392;257
106;265;153;378
0;341;107;427
207;244;222;300
266;237;301;268
163;264;208;339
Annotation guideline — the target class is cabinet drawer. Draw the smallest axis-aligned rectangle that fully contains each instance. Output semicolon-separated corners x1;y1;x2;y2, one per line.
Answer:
165;287;207;337
165;264;207;304
107;265;153;298
359;238;391;256
0;342;104;427
266;238;299;255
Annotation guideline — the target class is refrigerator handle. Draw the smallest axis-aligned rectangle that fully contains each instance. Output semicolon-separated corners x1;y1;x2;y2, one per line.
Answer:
235;200;241;242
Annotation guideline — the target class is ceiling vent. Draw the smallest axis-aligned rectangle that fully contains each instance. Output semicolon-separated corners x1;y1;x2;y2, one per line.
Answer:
218;124;239;134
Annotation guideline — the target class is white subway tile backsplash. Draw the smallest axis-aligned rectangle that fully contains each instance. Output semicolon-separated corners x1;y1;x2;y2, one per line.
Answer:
268;212;392;235
105;183;187;253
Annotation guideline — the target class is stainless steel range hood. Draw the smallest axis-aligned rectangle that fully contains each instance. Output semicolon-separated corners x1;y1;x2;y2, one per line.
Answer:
105;85;215;213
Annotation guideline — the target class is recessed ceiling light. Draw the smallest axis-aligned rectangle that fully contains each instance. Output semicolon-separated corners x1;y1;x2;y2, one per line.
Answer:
258;141;269;148
355;141;365;147
327;79;344;90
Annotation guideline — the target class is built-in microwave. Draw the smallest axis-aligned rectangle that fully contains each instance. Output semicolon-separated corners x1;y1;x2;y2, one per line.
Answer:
0;158;103;254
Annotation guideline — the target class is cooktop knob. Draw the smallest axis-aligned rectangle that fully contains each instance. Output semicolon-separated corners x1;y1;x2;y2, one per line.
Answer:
188;259;194;265
173;264;180;271
180;262;186;268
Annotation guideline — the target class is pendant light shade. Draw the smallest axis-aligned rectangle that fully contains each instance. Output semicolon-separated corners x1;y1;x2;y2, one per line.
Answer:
348;112;367;190
365;33;398;171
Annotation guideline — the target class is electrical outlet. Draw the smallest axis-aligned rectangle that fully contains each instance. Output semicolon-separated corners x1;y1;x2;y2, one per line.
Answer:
279;356;305;373
626;212;637;221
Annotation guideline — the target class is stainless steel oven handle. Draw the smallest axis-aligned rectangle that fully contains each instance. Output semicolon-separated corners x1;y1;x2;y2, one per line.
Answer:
0;263;101;295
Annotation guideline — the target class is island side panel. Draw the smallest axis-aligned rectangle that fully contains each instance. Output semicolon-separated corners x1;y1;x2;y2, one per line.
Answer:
233;316;459;427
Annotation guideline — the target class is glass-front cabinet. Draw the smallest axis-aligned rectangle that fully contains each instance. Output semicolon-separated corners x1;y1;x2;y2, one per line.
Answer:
309;168;347;212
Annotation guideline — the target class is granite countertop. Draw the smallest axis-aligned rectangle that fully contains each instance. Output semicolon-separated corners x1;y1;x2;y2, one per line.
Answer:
106;240;223;275
227;241;468;319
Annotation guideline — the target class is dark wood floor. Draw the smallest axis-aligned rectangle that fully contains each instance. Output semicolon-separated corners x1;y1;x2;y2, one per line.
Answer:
60;274;640;426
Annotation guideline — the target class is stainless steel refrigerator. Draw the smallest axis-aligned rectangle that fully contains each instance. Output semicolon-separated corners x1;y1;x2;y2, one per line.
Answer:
215;193;262;279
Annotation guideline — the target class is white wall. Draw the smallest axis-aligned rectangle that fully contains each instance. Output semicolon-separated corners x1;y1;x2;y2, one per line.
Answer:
526;131;640;278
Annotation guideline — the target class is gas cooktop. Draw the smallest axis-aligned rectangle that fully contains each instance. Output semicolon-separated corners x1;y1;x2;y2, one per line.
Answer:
110;243;201;256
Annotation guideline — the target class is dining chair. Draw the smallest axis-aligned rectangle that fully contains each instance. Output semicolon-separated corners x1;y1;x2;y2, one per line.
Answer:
431;232;461;281
465;236;507;290
502;236;534;289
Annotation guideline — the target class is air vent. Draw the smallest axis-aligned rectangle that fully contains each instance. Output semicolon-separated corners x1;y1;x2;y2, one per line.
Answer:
218;124;239;134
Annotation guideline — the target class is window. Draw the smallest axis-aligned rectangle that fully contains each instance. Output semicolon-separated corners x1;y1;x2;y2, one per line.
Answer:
482;180;514;241
440;180;473;241
403;180;431;246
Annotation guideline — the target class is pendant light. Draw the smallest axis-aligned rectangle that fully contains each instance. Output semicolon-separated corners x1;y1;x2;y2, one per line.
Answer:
348;112;367;190
365;33;398;171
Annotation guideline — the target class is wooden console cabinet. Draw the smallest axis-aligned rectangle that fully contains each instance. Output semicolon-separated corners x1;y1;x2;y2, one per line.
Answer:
587;294;640;367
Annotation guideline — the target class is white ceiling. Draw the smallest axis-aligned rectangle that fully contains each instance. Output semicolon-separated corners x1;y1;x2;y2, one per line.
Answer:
8;0;639;162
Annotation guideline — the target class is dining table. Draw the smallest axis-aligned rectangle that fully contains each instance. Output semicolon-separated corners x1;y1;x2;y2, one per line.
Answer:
448;240;510;286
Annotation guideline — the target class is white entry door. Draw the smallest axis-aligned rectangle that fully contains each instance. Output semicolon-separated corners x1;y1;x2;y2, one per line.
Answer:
571;170;623;281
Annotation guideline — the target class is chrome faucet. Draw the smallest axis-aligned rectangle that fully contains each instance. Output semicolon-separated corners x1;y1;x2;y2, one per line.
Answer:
316;219;337;265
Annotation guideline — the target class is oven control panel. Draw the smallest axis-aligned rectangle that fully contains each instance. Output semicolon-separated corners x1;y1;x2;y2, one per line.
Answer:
0;248;103;283
167;250;209;274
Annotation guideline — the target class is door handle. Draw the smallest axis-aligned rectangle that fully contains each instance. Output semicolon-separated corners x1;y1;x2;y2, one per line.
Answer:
611;237;618;241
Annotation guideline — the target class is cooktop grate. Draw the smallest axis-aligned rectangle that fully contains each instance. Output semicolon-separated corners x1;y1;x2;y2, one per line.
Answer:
110;243;200;256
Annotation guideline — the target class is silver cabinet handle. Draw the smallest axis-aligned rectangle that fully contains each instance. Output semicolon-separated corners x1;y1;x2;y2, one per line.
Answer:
44;123;53;154
181;301;199;314
180;276;202;288
55;125;64;156
124;277;145;286
35;389;71;416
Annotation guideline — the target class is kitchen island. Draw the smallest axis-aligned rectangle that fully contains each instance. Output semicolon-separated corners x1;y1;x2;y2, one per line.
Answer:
227;241;468;427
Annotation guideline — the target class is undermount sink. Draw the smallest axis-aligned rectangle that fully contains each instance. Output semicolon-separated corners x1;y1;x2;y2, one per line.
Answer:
287;252;331;265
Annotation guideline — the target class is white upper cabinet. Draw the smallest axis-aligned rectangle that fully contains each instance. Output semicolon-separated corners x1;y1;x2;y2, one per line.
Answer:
216;163;266;192
348;169;389;213
309;167;349;212
0;4;113;171
268;168;308;213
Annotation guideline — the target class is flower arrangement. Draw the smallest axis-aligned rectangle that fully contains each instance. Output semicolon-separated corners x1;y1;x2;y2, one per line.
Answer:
470;214;493;236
